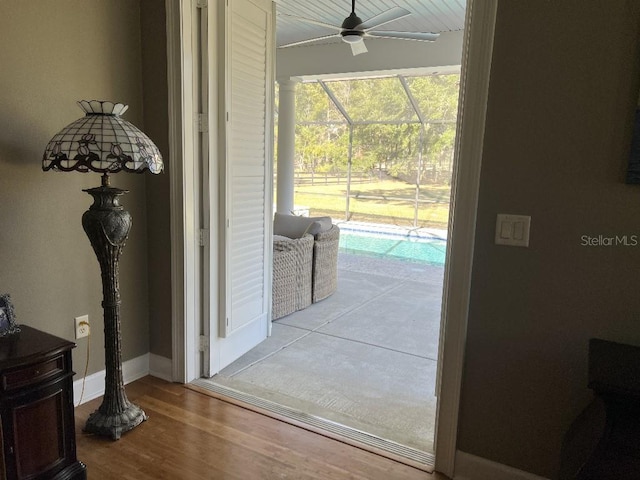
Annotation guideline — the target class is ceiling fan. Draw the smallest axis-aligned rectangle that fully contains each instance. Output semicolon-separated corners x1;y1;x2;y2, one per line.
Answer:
278;0;440;56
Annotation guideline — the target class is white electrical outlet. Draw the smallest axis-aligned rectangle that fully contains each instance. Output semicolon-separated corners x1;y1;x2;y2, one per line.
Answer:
75;315;90;339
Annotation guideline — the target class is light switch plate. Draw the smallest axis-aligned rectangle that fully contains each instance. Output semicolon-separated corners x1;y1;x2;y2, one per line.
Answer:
495;214;531;247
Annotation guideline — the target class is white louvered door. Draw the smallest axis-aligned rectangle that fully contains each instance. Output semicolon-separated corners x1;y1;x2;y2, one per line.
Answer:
209;0;274;372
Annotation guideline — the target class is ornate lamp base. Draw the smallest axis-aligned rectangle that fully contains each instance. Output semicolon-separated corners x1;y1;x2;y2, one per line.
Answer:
85;402;147;440
81;176;147;440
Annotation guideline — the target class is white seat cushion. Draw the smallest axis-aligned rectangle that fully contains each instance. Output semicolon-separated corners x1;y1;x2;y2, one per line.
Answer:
274;212;332;238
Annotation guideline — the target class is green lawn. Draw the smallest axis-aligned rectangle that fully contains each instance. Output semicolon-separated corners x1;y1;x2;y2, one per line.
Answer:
285;179;451;229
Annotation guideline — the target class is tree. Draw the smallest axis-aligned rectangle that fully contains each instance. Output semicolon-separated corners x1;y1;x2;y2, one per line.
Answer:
291;73;460;183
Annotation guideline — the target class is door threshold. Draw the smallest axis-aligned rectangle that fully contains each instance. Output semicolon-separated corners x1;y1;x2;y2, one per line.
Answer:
189;378;435;472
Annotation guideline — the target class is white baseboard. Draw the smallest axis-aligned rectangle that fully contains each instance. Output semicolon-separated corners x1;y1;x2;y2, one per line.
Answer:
454;451;550;480
73;353;151;406
149;353;173;382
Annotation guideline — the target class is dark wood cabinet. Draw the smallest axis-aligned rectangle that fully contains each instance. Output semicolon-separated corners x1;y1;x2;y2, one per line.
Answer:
0;326;86;480
560;339;640;479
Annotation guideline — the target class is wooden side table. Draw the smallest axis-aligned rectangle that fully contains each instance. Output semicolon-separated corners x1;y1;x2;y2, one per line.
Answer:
0;325;86;479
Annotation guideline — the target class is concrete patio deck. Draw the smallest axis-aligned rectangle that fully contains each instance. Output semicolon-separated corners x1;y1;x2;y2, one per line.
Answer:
204;250;445;455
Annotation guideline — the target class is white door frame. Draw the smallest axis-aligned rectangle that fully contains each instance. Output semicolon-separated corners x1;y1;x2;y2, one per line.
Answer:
165;0;498;476
166;0;201;384
433;0;497;475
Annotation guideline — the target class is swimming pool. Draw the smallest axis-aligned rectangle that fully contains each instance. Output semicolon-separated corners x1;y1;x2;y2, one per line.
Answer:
339;229;447;266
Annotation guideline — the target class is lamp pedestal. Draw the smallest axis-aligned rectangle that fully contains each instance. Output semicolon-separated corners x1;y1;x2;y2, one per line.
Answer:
82;180;147;440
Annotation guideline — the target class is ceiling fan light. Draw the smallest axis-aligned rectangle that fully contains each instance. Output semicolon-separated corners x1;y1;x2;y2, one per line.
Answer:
341;32;363;44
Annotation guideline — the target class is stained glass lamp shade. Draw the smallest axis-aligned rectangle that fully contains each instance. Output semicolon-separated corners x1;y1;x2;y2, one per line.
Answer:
43;100;163;176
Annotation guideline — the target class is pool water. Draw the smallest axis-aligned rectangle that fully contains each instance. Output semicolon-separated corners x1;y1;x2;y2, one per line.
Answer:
339;231;447;266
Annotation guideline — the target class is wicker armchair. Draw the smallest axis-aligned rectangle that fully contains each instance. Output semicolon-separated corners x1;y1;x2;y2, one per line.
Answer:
312;224;340;303
271;234;313;320
272;212;340;306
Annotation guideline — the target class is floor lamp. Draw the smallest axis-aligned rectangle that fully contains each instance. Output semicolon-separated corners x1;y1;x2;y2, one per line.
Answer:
42;100;163;440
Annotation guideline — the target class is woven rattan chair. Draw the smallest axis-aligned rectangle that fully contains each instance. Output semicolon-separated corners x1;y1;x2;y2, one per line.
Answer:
311;224;340;303
271;234;313;320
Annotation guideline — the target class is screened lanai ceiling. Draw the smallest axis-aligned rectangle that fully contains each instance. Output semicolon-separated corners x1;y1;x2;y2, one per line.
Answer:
275;0;467;49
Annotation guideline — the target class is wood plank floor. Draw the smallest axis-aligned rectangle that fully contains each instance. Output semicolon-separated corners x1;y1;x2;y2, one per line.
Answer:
75;376;448;479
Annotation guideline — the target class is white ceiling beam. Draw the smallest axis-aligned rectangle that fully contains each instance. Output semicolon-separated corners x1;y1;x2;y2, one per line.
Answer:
276;30;463;81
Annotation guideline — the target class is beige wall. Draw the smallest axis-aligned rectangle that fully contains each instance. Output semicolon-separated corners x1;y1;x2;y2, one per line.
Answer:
457;1;640;478
140;0;173;359
0;1;151;377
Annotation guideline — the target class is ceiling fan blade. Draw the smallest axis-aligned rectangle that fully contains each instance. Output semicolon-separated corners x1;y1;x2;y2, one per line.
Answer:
279;34;341;49
359;7;411;31
350;40;368;56
277;14;343;32
366;31;440;42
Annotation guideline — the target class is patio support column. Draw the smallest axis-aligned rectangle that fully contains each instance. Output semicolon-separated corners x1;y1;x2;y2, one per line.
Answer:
276;77;298;214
